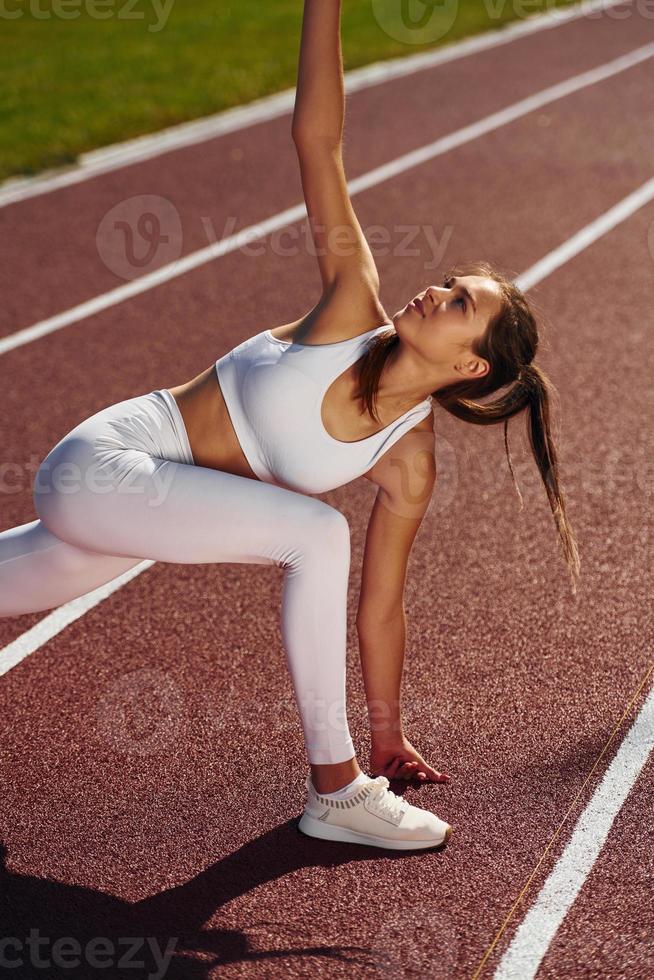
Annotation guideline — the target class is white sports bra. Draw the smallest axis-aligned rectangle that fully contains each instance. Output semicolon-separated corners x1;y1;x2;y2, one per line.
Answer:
214;324;433;494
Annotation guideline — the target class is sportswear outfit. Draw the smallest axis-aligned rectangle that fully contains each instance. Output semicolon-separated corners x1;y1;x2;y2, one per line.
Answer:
0;324;433;772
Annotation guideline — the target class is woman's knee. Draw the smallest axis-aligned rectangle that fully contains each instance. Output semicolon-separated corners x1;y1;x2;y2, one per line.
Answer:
316;505;351;558
279;499;351;570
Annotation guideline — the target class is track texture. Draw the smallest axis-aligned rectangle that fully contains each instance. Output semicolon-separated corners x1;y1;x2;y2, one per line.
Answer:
1;5;653;978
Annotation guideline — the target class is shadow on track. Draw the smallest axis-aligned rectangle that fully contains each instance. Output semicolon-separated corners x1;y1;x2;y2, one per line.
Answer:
0;819;426;978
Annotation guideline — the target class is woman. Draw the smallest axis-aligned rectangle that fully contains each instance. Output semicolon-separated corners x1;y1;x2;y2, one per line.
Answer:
0;0;579;852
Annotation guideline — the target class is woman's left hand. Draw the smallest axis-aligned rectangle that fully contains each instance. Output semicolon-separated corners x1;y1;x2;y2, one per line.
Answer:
369;736;449;784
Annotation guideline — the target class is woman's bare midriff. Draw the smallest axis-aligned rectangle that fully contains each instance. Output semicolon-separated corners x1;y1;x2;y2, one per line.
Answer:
168;365;261;481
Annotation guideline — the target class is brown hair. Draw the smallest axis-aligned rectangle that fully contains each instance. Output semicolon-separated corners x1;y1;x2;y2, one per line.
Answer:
354;261;581;595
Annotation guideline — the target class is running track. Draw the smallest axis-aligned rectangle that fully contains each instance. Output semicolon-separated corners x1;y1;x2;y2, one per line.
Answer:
1;3;653;977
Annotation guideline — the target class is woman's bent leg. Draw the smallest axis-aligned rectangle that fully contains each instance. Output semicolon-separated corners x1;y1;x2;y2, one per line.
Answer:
0;519;143;616
34;432;355;765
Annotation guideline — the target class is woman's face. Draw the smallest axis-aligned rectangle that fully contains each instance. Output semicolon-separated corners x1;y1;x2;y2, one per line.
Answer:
392;274;504;383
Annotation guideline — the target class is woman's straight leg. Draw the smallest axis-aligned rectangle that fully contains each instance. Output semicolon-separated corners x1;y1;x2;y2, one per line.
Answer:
0;519;144;616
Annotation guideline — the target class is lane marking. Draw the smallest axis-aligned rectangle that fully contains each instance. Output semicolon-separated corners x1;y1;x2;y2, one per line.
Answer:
514;176;654;291
0;561;153;677
2;41;653;358
0;0;628;209
472;662;654;979
2;181;653;681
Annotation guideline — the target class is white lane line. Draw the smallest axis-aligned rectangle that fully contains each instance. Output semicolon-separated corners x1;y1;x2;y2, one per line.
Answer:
493;672;654;979
0;560;154;677
1;181;653;673
515;176;654;291
2;40;653;359
0;0;628;209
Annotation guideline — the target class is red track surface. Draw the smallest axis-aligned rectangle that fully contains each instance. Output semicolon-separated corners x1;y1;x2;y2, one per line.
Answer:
1;6;653;978
539;761;654;977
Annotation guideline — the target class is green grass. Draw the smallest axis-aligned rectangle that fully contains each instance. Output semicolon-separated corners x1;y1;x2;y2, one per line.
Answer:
0;0;581;184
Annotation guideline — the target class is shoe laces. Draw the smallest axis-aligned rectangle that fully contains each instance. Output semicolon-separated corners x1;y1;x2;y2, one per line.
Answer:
367;776;406;820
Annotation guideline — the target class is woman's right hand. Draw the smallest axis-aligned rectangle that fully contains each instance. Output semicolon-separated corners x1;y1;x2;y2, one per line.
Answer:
370;736;449;784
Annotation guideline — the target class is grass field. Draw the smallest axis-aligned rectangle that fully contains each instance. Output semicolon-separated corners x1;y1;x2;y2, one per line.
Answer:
0;0;581;184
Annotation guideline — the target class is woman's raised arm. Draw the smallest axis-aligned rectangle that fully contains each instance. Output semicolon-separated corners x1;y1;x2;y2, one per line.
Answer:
289;1;382;308
291;0;345;146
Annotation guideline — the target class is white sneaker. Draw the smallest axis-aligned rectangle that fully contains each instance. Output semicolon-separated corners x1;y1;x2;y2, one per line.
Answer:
297;774;452;851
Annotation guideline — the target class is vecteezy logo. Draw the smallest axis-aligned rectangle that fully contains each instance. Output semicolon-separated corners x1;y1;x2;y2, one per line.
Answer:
371;0;460;45
96;194;182;280
95;667;185;756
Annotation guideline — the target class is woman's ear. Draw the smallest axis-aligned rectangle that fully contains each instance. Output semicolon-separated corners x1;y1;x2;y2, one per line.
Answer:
457;356;489;379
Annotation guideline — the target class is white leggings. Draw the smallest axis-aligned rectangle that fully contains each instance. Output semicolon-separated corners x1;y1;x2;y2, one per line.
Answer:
0;389;356;765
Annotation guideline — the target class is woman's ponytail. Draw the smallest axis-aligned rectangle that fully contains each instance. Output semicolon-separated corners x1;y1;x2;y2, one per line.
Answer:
517;363;581;594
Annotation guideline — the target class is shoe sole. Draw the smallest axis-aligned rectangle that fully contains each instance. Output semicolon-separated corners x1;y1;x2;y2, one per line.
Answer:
297;812;452;851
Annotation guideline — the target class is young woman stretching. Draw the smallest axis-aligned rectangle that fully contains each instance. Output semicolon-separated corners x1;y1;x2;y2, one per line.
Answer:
0;0;579;851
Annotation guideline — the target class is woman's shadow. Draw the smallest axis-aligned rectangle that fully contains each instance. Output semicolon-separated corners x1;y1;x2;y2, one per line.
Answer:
0;814;402;979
